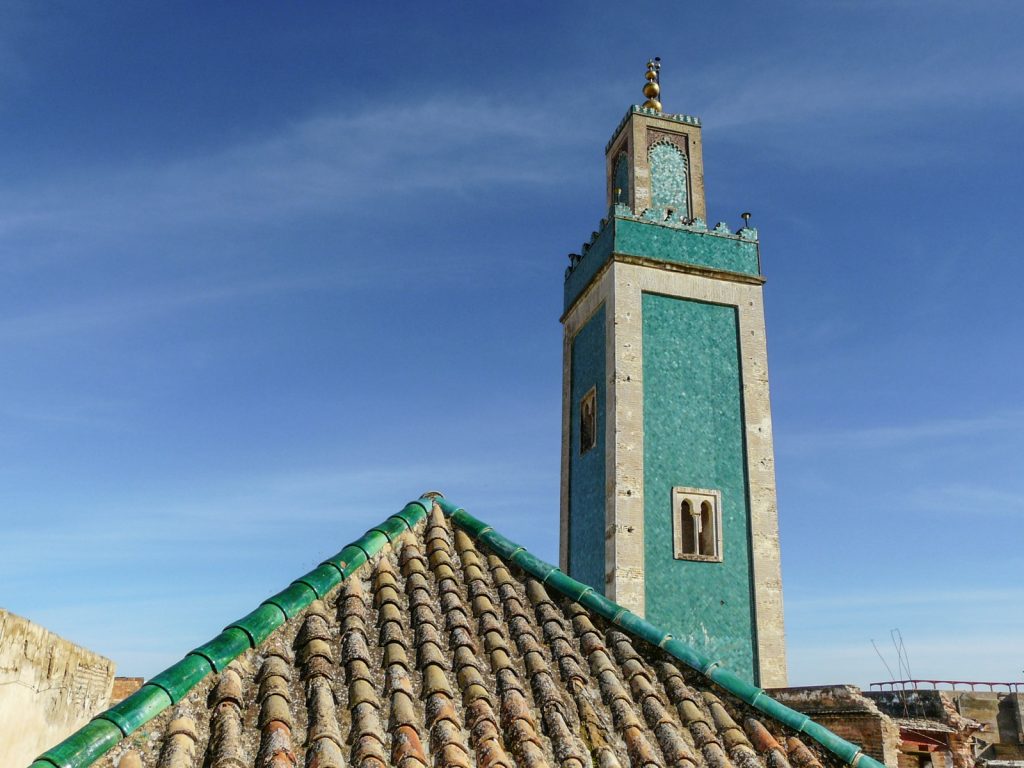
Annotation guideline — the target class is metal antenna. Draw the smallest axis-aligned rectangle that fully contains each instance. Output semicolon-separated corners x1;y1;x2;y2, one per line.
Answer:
872;638;910;716
872;639;899;681
892;628;914;683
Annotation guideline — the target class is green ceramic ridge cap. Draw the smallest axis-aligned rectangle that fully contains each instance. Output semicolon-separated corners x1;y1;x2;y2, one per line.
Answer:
433;496;464;517
444;499;879;768
189;627;251;672
293;563;343;599
226;603;286;647
31;497;433;768
35;718;122;768
95;684;172;735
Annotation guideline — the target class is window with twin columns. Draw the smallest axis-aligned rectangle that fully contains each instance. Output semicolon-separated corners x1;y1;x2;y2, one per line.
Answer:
672;487;722;561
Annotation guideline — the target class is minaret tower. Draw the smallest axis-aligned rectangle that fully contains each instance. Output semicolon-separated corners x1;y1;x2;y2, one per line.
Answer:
559;61;787;686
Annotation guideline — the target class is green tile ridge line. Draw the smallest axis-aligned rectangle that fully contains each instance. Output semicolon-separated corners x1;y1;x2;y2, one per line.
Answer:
31;497;433;768
436;497;885;768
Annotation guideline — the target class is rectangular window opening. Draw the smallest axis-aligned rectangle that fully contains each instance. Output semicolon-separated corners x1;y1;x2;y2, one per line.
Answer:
579;386;597;455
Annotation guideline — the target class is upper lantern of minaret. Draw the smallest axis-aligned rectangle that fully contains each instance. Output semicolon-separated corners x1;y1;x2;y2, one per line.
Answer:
602;58;709;227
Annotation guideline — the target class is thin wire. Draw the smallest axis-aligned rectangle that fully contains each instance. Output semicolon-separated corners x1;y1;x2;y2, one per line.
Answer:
872;638;910;716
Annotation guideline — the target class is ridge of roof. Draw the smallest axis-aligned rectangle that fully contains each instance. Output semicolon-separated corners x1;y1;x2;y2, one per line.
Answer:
31;497;434;768
435;498;884;768
31;495;884;768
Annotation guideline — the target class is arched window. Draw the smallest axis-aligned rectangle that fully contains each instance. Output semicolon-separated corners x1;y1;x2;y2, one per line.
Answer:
579;387;597;455
671;487;722;561
680;499;696;554
699;501;716;557
648;141;689;220
613;151;630;205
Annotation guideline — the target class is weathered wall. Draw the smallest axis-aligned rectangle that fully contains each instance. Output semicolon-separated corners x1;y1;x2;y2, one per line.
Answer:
953;691;1024;757
771;686;903;768
0;608;114;767
870;689;1024;762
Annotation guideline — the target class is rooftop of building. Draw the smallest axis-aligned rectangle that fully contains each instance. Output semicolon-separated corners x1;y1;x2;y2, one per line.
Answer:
33;496;884;768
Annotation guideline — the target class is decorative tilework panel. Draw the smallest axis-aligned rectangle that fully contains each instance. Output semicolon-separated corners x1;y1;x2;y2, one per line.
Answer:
641;293;757;681
615;219;759;276
568;306;607;594
649;141;689;220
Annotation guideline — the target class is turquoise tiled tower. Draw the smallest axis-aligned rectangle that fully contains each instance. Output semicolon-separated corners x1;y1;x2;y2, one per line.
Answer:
559;75;788;687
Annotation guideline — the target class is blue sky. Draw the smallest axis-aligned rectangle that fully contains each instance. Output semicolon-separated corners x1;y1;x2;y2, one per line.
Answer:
2;1;1022;687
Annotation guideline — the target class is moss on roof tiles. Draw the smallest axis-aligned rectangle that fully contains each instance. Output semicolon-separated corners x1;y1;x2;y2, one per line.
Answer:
34;496;881;768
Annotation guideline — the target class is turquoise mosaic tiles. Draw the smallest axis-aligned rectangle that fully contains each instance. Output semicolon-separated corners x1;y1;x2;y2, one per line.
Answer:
567;306;606;594
614;219;758;276
649;142;689;220
563;216;760;313
641;293;757;681
564;219;615;312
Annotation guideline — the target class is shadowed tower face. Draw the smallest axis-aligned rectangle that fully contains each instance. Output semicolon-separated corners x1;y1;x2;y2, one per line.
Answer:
559;62;787;687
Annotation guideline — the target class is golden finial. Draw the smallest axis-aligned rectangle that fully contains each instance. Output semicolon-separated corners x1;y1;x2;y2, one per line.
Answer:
642;57;662;111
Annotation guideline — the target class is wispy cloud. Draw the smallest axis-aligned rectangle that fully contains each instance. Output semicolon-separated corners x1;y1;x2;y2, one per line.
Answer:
788;587;1024;611
703;52;1023;132
898;483;1024;517
0;271;344;342
0;97;578;249
687;35;1022;170
0;455;552;541
784;410;1024;452
0;395;128;429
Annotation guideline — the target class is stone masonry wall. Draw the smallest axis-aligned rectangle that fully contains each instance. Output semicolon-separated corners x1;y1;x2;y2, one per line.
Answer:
770;685;903;768
871;689;1024;763
0;608;115;767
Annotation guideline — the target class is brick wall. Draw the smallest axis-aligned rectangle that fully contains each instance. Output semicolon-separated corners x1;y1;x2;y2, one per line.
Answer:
110;676;144;704
769;685;903;767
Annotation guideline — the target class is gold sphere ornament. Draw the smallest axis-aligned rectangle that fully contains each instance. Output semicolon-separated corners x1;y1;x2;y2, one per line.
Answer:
642;57;662;111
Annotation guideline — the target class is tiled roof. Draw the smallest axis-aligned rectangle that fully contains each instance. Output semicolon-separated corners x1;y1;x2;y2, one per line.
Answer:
33;498;881;768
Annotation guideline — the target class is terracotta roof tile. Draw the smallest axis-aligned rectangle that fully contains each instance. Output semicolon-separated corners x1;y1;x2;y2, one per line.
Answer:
76;502;862;768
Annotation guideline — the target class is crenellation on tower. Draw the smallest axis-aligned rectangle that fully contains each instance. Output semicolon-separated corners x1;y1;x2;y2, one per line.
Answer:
604;105;708;224
560;65;787;687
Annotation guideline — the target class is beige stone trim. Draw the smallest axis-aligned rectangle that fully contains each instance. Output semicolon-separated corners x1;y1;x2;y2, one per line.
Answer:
615;253;766;286
612;260;788;687
562;253;764;326
606;264;646;614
